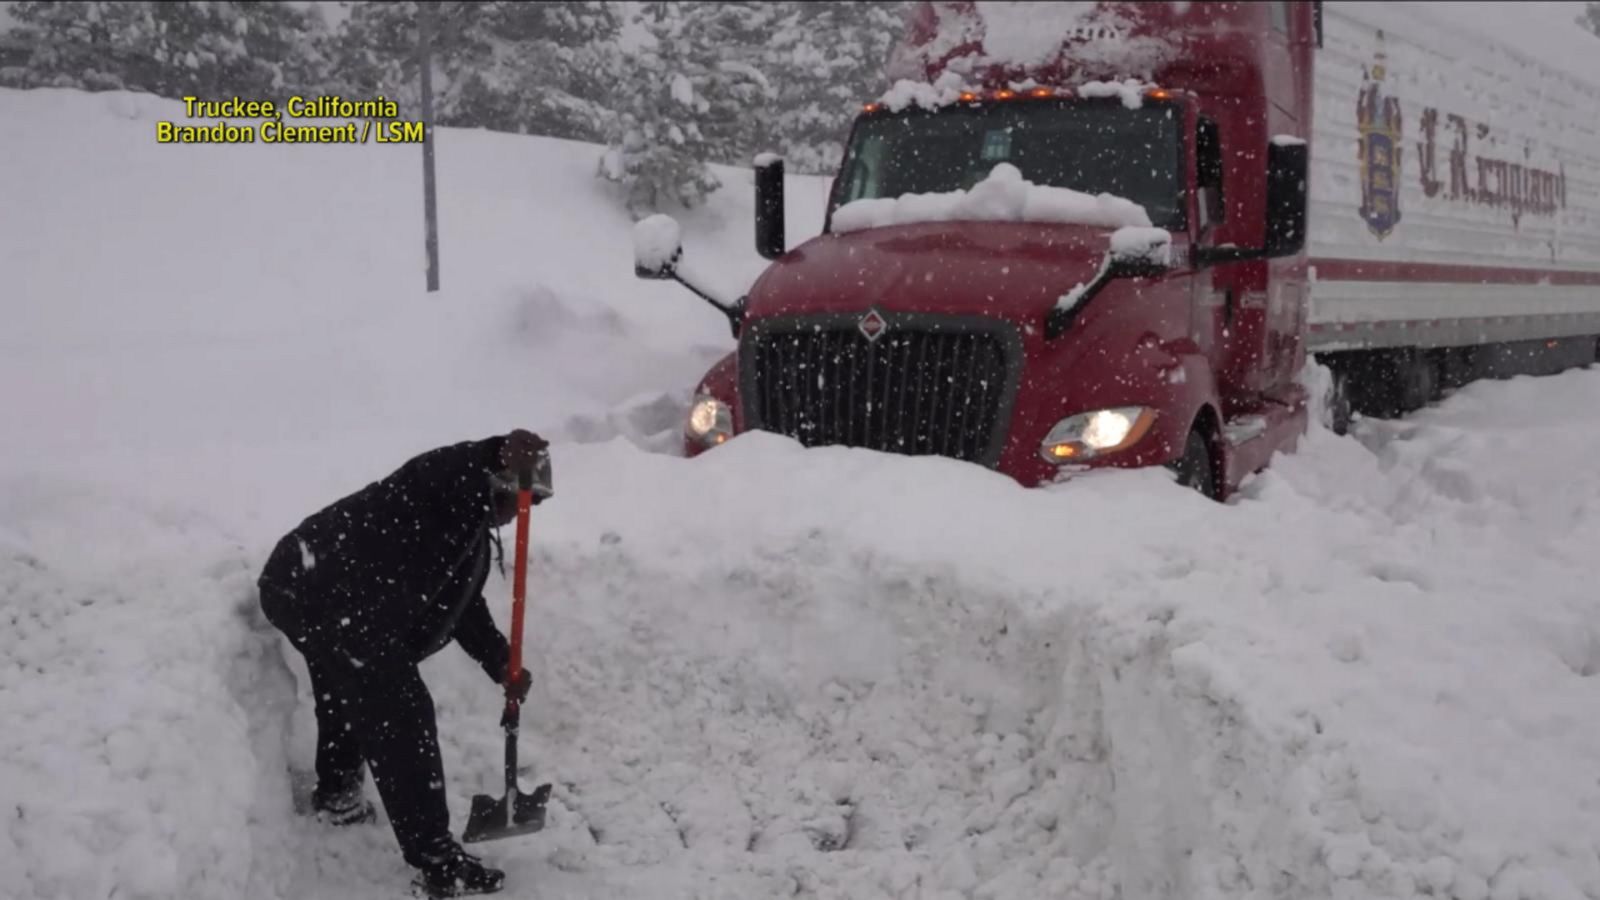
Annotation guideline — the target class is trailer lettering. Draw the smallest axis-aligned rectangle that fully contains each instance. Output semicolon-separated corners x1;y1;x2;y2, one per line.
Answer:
1447;113;1474;202
1418;108;1443;198
1417;105;1565;228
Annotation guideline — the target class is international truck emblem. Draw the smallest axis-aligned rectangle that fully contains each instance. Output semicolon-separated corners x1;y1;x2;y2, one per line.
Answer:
1356;30;1403;240
858;309;888;342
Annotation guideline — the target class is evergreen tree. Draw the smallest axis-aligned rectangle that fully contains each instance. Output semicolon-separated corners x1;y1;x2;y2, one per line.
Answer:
456;2;622;142
1;1;330;98
1581;2;1600;38
332;1;621;141
681;0;782;166
328;1;459;118
599;2;718;218
764;1;910;174
598;0;778;218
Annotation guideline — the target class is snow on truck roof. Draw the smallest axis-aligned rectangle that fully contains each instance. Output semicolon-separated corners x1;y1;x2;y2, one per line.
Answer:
876;74;1156;113
889;2;1600;97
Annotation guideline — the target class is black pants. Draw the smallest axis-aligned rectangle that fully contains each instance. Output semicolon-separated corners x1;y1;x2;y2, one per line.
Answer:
261;583;454;869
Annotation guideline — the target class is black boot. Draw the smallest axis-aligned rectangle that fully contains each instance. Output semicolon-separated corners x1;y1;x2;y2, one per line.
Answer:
311;781;377;827
409;843;505;898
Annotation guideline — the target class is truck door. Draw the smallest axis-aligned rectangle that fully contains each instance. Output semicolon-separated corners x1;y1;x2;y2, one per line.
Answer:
1191;115;1230;369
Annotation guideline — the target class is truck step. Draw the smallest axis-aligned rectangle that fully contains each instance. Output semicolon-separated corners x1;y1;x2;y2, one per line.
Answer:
1222;415;1269;447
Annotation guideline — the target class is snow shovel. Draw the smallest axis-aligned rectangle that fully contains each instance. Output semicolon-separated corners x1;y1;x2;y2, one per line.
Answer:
463;460;553;844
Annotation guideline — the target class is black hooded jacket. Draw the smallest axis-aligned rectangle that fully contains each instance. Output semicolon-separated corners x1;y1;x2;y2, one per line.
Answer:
258;436;513;682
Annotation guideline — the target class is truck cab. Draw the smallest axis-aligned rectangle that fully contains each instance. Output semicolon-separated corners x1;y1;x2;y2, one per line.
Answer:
637;1;1321;500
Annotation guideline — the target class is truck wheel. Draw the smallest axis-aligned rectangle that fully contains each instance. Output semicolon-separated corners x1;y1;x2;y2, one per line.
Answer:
1168;429;1218;501
1324;369;1353;436
1401;352;1440;412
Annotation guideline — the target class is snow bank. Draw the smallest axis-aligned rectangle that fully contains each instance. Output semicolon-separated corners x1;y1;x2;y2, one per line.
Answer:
833;162;1151;235
0;86;830;530
12;366;1600;899
0;485;272;899
7;83;1600;900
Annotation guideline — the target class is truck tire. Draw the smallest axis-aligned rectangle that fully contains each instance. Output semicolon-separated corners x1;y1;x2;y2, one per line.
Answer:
1401;351;1440;412
1324;368;1353;436
1168;429;1218;501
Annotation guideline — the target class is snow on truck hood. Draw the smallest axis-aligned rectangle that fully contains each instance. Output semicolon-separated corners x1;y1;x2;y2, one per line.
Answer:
831;163;1151;234
747;221;1150;320
749;163;1166;319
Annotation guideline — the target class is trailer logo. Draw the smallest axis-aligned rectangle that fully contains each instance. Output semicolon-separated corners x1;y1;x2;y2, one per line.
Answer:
858;309;888;343
1356;32;1403;240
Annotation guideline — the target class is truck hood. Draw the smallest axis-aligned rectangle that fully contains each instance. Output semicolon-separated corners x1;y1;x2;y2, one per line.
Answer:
746;220;1167;320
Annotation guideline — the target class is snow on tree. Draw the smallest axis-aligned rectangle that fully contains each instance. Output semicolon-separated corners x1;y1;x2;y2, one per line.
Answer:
0;0;918;214
457;2;621;142
331;1;621;142
762;1;910;174
598;1;777;219
680;1;782;166
1;1;331;97
1580;2;1600;38
0;1;148;91
328;1;453;119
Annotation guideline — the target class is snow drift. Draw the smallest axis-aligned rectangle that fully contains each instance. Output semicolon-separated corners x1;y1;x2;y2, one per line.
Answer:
4;84;1600;900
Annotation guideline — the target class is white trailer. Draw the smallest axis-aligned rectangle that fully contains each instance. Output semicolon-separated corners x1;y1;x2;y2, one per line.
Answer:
1307;1;1600;364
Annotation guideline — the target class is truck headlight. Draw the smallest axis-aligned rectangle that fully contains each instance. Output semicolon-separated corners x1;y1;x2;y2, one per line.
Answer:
1039;406;1156;462
686;395;733;447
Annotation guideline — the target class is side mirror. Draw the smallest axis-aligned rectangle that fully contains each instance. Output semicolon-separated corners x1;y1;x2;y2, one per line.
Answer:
633;214;682;280
1107;227;1173;278
754;154;785;261
1265;138;1308;258
631;213;747;338
1045;228;1172;339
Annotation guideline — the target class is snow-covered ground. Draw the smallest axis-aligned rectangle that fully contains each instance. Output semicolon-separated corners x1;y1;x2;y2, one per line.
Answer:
4;86;1600;900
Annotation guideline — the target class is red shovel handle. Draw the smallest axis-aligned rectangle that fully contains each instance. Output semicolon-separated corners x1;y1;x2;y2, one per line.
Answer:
506;478;533;708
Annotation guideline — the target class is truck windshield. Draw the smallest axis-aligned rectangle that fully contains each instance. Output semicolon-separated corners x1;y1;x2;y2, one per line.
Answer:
833;100;1186;229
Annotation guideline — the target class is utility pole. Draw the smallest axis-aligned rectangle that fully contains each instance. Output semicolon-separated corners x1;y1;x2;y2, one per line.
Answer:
419;0;440;292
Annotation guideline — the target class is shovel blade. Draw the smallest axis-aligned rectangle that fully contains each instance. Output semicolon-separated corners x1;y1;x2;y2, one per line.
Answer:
462;782;551;844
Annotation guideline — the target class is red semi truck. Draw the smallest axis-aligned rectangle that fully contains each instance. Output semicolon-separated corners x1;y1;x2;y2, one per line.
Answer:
634;1;1600;500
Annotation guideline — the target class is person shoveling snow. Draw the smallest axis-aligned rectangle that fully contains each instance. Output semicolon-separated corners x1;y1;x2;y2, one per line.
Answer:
256;430;553;898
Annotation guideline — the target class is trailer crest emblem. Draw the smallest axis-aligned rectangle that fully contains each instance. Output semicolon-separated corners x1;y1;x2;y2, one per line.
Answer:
1356;30;1403;240
858;309;888;342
